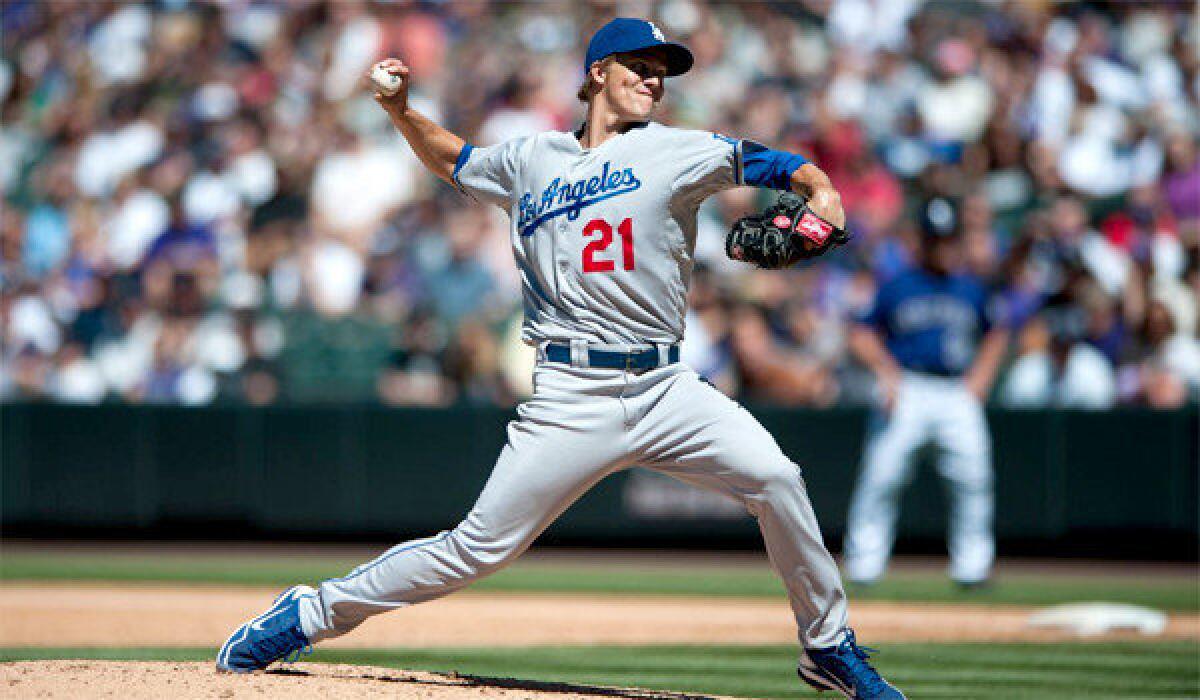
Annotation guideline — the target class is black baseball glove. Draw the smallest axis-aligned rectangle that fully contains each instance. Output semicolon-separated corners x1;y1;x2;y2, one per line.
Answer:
725;192;850;269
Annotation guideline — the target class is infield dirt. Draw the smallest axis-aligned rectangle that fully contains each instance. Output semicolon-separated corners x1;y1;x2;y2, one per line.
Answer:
2;582;1197;648
3;582;1197;699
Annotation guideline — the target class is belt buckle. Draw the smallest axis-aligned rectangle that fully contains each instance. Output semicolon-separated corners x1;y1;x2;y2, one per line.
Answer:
625;353;634;371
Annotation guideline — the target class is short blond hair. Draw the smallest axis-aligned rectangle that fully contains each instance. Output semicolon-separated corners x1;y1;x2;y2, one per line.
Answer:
576;56;614;103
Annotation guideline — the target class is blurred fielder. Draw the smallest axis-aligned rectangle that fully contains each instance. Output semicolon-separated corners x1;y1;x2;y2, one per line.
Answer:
219;18;903;699
845;198;1009;588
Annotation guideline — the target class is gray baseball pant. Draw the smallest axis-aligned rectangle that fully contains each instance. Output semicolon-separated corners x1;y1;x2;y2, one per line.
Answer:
297;361;849;649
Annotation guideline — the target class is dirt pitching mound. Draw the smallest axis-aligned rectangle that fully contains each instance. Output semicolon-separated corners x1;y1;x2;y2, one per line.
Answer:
0;661;730;700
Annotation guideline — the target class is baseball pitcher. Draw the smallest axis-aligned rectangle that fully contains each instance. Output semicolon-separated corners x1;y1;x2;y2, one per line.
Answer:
844;198;1009;588
218;19;903;699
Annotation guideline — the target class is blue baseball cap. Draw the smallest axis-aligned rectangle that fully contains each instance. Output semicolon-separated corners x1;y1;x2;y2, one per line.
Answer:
584;18;694;77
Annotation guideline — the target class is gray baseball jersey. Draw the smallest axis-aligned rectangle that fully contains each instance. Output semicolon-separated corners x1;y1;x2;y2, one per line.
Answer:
296;122;850;651
453;121;739;346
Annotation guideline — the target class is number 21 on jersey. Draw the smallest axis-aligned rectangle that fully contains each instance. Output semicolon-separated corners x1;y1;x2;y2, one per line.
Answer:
582;217;634;273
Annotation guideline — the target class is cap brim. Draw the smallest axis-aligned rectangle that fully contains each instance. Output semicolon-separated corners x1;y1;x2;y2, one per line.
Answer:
623;43;694;77
661;42;694;76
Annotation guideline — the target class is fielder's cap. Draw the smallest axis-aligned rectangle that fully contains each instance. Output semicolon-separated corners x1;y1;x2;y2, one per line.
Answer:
919;197;961;239
585;18;694;77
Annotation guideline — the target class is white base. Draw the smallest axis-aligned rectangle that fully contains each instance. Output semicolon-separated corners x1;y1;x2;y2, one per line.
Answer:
1027;602;1168;636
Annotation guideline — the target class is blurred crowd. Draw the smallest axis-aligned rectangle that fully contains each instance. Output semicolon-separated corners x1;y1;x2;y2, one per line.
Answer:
2;0;1198;408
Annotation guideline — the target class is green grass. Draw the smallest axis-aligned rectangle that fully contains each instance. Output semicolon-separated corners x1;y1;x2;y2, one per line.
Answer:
2;643;1197;699
2;550;1196;611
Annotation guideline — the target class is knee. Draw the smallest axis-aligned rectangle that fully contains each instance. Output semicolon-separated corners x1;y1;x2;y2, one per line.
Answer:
747;460;806;508
943;457;993;493
446;520;520;578
958;471;994;497
856;459;910;496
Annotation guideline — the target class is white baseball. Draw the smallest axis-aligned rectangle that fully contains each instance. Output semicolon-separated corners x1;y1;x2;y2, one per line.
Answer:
371;63;403;97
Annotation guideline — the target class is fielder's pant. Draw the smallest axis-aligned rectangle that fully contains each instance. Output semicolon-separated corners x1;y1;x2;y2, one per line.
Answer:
843;372;994;584
298;361;848;649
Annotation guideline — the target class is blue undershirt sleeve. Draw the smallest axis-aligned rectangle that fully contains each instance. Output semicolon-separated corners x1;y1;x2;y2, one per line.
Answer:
740;140;808;191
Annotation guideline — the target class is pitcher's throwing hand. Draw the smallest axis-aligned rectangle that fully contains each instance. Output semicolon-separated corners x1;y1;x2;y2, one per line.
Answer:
368;58;409;110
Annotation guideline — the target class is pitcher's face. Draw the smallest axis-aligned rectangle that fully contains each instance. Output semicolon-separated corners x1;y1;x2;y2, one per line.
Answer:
601;50;667;122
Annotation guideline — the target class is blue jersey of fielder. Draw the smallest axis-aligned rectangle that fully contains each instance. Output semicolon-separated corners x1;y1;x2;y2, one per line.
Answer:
859;268;997;377
452;122;804;346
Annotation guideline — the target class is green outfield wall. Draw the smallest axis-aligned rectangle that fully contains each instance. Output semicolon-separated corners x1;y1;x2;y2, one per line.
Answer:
2;403;1196;552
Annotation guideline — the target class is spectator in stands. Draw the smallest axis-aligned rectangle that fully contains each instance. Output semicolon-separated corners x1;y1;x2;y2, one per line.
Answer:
141;197;218;317
0;0;1195;408
1128;299;1200;408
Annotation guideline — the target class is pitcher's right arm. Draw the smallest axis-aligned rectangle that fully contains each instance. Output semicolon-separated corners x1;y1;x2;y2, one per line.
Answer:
370;58;465;184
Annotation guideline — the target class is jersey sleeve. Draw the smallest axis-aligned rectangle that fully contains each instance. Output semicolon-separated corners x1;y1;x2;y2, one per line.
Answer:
672;130;810;206
671;131;743;205
452;137;527;208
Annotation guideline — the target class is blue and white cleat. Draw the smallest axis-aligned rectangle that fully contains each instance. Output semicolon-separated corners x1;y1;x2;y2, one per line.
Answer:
797;628;905;699
216;585;315;673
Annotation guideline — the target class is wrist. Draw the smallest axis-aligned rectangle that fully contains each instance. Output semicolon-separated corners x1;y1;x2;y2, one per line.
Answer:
809;188;845;229
384;102;412;121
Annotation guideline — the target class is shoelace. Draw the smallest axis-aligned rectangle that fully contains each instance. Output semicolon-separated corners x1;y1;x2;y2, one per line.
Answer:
283;644;313;664
836;631;887;695
250;627;308;665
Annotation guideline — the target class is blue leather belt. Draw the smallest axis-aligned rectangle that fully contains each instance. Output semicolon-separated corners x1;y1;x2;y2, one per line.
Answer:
544;343;680;370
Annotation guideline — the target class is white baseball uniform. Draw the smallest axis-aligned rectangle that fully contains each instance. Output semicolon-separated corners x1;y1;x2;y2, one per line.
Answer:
843;268;997;585
296;122;849;649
